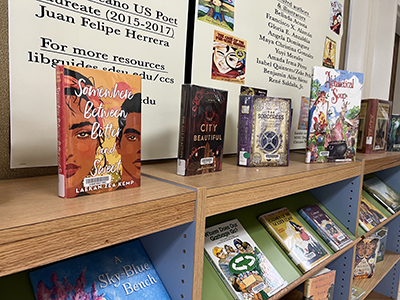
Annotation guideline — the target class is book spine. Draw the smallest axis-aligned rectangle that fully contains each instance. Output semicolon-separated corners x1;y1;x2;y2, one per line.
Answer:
364;100;377;154
56;66;66;198
237;95;254;166
177;85;190;176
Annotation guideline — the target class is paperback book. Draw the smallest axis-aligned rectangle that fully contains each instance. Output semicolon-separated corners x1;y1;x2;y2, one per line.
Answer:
29;240;171;300
258;207;330;273
388;114;400;151
350;285;365;300
353;236;380;279
359;194;387;232
373;227;388;262
303;268;336;300
177;84;228;176
299;204;352;252
363;176;400;214
306;66;363;163
237;96;291;167
57;65;142;198
204;219;287;300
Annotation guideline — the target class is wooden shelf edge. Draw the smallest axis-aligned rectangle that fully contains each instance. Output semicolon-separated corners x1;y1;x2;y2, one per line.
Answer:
358;152;400;174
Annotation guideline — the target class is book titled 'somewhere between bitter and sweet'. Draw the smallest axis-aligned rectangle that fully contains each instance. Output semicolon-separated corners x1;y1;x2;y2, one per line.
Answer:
204;219;287;300
57;65;141;198
29;240;171;300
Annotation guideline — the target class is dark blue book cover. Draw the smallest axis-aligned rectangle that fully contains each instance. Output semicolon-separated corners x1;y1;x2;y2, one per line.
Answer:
29;240;171;300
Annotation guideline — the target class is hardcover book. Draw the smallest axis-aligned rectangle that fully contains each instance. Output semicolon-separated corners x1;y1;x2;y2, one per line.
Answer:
299;204;352;252
353;236;380;279
373;227;388;262
258;207;330;273
204;219;287;300
303;268;336;300
306;66;363;163
57;65;141;198
363;176;400;214
29;240;171;300
388;114;400;151
177;84;228;176
358;99;392;153
359;194;387;232
350;285;365;300
237;96;291;167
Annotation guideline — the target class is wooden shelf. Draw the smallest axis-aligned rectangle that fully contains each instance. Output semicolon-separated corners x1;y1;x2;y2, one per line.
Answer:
353;250;400;300
0;175;197;277
358;152;400;174
365;291;395;299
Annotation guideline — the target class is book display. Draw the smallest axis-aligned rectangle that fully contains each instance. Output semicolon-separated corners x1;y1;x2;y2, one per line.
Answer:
353;236;380;279
358;194;387;232
303;268;336;300
363;176;400;214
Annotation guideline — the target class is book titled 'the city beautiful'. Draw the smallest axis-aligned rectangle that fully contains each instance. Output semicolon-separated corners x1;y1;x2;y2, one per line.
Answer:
57;65;142;198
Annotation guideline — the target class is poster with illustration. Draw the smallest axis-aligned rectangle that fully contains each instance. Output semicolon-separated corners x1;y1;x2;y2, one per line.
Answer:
198;0;235;31
322;37;336;68
330;0;343;35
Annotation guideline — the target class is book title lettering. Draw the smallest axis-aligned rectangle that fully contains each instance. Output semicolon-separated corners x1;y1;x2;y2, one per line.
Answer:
204;222;239;241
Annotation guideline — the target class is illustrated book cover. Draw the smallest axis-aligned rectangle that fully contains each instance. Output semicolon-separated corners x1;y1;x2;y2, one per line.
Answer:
197;0;235;32
359;193;387;232
388;114;400;151
306;66;364;163
177;84;228;176
363;176;400;215
353;236;380;279
57;65;141;198
299;204;352;252
303;267;336;300
350;285;365;300
258;207;330;273
373;227;388;262
29;239;171;300
358;99;392;153
204;219;287;300
322;36;336;69
237;96;291;167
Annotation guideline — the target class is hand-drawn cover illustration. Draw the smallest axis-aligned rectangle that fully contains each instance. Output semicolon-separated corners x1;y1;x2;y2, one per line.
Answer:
363;176;400;215
258;207;330;273
57;65;141;198
197;0;235;31
359;194;387;232
204;219;287;299
323;37;336;69
353;236;380;279
330;0;343;35
29;240;171;300
388;114;400;151
298;96;310;130
212;30;246;84
306;66;363;163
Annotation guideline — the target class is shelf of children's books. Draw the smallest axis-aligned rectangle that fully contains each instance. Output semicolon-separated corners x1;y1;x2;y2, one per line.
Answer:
352;250;400;300
358;152;400;175
0;174;197;277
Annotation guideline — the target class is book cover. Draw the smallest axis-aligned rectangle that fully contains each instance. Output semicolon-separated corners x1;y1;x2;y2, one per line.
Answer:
204;219;287;299
29;240;171;300
303;268;336;300
258;207;330;273
363;176;400;214
240;86;268;97
388;114;400;151
306;66;363;163
359;194;387;232
373;227;388;262
299;204;352;252
358;99;392;153
353;236;380;279
237;96;291;167
197;0;235;31
177;84;228;176
350;285;365;300
57;65;141;198
322;36;336;69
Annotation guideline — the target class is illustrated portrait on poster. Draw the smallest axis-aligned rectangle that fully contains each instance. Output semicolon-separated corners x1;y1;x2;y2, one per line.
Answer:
330;0;343;35
322;37;336;69
198;0;235;31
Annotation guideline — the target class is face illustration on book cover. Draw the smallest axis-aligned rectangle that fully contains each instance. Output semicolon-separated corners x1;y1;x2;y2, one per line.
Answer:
197;0;235;31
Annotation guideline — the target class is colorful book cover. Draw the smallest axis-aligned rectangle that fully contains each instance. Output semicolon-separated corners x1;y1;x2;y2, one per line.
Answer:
197;0;235;31
353;236;380;279
350;285;365;300
387;114;400;151
306;66;363;163
358;99;392;153
258;207;330;273
303;268;336;300
29;240;171;300
363;176;400;214
204;219;287;299
57;65;141;198
330;0;343;35
212;30;246;84
373;227;388;262
359;194;387;232
237;96;291;167
177;84;228;176
299;204;352;252
298;96;310;130
322;37;336;69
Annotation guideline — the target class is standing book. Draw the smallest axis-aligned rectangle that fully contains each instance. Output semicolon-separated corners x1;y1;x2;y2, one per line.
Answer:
177;84;228;176
29;239;171;299
363;176;400;214
299;204;352;252
359;194;387;232
258;207;330;273
388;114;400;151
303;268;336;300
353;236;380;279
306;66;363;163
204;219;287;300
57;65;141;198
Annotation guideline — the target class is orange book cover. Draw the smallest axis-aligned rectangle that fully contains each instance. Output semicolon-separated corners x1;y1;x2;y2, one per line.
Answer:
57;65;141;198
303;268;336;300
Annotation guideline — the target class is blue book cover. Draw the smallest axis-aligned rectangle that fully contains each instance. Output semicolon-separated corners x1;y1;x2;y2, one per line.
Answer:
29;239;171;300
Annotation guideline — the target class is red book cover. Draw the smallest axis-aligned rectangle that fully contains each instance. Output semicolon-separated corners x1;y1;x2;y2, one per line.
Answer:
177;84;228;176
57;65;141;198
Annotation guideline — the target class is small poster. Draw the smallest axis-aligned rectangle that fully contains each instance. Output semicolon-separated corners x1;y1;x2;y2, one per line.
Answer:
330;0;343;35
198;0;235;31
323;37;336;68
